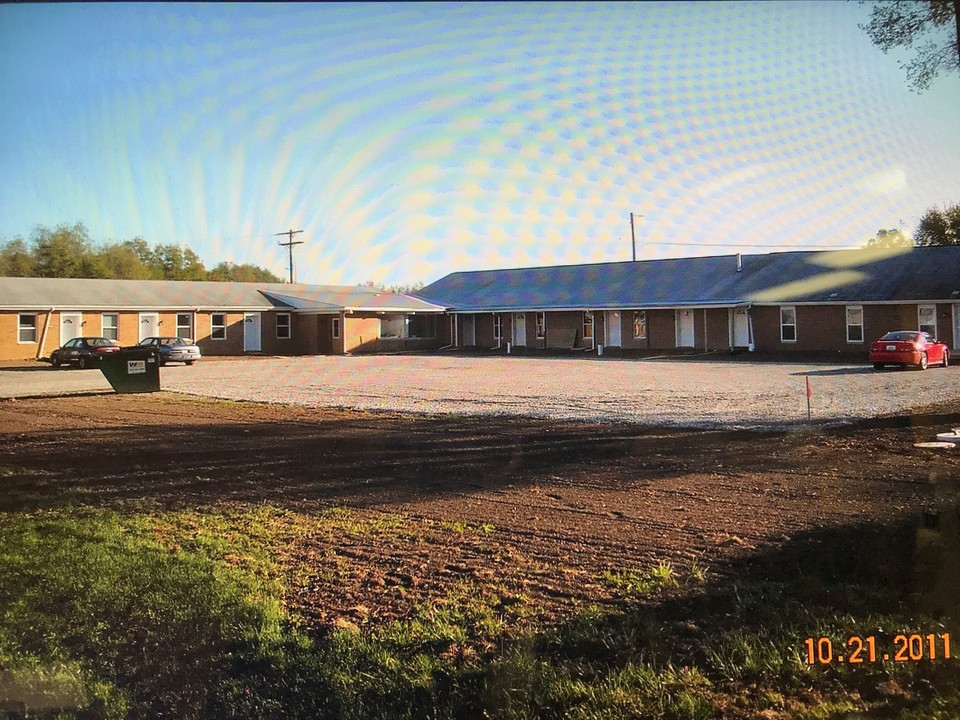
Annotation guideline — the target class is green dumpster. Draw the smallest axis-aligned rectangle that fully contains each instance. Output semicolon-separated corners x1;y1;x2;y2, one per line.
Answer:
99;347;161;393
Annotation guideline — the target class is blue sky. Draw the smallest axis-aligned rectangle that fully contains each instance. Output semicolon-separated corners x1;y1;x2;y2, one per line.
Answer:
1;2;958;286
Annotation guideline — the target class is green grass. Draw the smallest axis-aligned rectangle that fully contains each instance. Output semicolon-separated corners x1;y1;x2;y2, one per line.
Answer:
600;561;685;598
1;505;958;719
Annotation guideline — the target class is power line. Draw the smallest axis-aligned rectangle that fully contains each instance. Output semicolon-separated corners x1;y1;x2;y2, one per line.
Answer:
274;228;304;283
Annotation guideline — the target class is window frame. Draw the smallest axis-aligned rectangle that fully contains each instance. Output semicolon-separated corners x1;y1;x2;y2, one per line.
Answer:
276;312;291;340
101;313;119;341
17;313;37;344
780;306;797;343
332;316;341;339
845;305;863;344
633;311;647;340
210;313;227;341
918;304;937;337
493;313;501;341
176;313;192;340
535;312;545;339
582;311;594;341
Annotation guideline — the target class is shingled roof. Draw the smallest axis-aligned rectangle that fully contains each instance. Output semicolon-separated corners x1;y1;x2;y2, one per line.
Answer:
0;277;446;313
415;246;960;311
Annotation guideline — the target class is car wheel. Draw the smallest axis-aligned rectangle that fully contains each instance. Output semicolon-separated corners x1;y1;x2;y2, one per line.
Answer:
918;353;928;371
872;362;884;370
78;356;89;370
185;360;195;366
51;356;61;369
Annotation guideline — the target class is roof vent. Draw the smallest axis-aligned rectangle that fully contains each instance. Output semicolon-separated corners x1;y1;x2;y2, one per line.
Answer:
736;253;742;272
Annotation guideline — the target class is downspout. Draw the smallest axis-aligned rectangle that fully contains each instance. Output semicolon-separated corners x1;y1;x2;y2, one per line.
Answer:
36;307;54;360
438;313;455;350
747;305;755;351
703;308;708;352
728;308;734;351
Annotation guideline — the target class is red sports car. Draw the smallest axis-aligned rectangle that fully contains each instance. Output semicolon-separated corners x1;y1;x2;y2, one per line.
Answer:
869;331;950;370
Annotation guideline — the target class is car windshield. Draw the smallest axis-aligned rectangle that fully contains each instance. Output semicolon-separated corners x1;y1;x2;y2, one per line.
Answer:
880;331;920;342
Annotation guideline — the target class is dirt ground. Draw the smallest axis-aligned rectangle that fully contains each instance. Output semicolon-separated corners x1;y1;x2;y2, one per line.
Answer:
1;392;959;630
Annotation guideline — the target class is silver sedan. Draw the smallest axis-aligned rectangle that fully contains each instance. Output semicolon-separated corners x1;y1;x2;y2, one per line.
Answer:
137;337;202;366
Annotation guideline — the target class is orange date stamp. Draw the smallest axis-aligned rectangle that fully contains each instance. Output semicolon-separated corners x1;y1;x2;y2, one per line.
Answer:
803;633;952;665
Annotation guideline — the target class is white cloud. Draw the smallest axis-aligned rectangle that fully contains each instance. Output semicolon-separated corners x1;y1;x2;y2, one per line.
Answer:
860;167;907;196
696;165;767;197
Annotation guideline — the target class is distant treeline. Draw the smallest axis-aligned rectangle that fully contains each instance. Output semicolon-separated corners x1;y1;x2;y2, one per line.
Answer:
0;222;283;282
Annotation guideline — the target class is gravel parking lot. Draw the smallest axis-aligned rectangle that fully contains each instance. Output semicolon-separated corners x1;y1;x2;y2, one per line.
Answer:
3;355;957;428
165;355;960;428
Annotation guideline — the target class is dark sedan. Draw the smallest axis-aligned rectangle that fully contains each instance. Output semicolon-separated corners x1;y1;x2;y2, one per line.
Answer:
137;336;202;365
50;337;121;369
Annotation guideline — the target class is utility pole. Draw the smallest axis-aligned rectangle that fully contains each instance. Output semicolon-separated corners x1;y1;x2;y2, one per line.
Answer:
630;213;643;261
274;228;304;283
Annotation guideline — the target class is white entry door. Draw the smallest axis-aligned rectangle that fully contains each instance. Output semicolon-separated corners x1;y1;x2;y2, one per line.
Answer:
138;313;159;341
244;313;262;352
461;315;476;346
59;313;83;345
513;313;526;346
676;310;695;347
953;304;960;350
732;308;750;347
604;311;622;347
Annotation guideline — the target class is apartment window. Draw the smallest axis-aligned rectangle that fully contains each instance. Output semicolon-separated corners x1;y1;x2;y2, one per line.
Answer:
332;317;341;339
780;306;797;342
918;305;937;337
846;306;863;343
493;314;502;341
536;312;545;339
276;312;291;340
17;314;36;343
101;313;118;341
582;312;593;341
633;311;647;339
176;313;192;339
211;313;226;340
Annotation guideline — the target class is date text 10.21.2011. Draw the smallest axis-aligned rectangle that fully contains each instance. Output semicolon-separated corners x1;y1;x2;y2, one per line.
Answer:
803;634;951;665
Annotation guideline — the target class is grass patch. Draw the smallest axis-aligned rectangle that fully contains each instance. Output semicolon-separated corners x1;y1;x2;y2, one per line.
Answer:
601;561;684;597
1;505;958;718
0;505;334;718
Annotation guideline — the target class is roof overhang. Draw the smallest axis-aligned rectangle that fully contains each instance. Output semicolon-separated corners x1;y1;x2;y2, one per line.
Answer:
448;301;750;313
1;305;277;312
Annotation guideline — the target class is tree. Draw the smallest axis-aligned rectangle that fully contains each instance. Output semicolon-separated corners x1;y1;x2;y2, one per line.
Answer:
121;237;161;274
866;228;912;248
93;243;159;279
31;223;99;278
0;222;284;282
914;202;960;245
0;238;36;276
860;0;960;91
153;244;207;280
207;261;282;283
386;281;426;294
